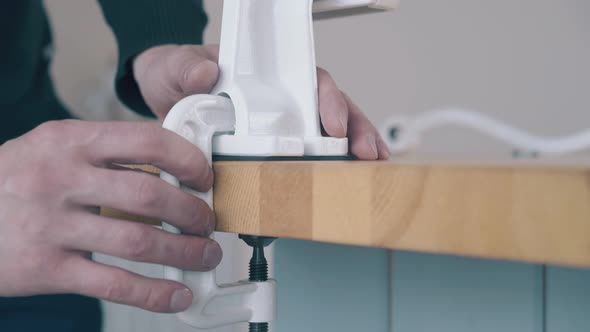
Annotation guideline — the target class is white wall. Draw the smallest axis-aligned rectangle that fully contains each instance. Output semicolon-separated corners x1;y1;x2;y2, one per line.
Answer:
311;0;590;158
46;0;590;158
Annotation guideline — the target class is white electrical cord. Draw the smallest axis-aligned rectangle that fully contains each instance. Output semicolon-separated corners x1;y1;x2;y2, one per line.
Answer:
380;108;590;157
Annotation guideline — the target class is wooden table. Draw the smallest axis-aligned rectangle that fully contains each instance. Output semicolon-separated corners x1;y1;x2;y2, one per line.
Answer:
102;161;590;268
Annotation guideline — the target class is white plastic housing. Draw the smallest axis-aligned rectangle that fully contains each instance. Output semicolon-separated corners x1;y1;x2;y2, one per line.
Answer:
211;0;396;157
159;0;397;329
211;0;351;157
160;95;276;328
313;0;399;13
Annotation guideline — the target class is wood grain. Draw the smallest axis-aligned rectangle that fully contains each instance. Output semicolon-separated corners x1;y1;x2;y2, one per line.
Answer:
101;161;590;268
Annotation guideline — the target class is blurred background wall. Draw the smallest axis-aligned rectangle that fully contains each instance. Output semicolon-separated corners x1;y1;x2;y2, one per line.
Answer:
45;0;590;158
42;1;590;331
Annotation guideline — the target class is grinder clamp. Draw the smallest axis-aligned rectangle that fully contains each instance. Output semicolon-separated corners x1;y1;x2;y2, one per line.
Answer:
160;0;397;329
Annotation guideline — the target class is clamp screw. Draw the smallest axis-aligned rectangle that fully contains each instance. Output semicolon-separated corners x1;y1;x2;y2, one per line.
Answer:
239;235;276;332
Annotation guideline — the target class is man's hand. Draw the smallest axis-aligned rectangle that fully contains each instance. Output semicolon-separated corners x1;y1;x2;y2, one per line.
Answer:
0;120;222;313
133;45;390;160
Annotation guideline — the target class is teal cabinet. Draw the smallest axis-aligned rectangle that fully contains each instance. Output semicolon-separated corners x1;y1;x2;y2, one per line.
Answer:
546;267;590;332
391;252;544;332
275;242;590;332
275;239;390;332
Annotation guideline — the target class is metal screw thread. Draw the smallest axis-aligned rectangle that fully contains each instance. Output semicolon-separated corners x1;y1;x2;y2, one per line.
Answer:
239;235;275;332
249;263;268;282
248;246;269;332
248;246;268;282
249;322;269;332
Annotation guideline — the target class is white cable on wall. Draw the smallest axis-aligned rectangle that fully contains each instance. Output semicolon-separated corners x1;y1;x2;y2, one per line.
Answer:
381;108;590;157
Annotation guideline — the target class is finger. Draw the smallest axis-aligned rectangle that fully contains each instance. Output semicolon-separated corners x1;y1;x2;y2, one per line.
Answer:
133;45;220;118
165;46;219;97
342;93;390;160
376;135;391;160
60;256;194;313
63;213;221;271
82;121;213;191
170;59;219;97
202;44;220;63
317;68;348;138
73;167;214;235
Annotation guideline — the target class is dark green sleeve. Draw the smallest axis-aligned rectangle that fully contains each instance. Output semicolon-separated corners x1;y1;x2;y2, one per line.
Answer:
97;0;208;117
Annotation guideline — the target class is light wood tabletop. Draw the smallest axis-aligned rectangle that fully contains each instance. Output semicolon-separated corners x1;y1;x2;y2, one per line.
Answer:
101;161;590;268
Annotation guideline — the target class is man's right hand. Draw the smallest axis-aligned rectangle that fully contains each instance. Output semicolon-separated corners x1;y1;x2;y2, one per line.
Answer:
0;120;222;313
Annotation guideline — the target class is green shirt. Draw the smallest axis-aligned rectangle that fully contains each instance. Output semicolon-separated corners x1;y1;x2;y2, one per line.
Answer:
0;0;208;144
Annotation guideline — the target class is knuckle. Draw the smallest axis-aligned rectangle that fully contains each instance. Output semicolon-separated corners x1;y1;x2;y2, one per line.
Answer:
4;158;78;200
167;46;196;71
19;216;52;240
42;253;67;278
17;249;67;288
176;148;199;170
6;164;46;196
34;120;64;138
123;227;152;260
31;120;78;145
19;248;46;275
187;199;210;234
176;149;212;190
182;239;200;264
135;124;166;152
101;277;129;302
135;176;161;208
140;287;167;312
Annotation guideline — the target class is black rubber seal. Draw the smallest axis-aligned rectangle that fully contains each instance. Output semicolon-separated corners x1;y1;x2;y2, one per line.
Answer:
212;155;356;162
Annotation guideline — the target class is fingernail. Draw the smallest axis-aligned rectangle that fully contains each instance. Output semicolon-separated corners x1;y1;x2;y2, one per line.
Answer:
202;242;222;270
367;134;378;159
338;113;348;135
170;288;193;312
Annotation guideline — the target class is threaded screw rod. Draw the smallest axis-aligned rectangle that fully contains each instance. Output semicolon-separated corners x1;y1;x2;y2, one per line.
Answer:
249;322;269;332
238;235;276;332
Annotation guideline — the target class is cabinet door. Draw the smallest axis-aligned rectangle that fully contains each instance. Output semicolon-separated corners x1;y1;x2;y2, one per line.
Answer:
546;267;590;332
275;239;391;332
391;251;544;332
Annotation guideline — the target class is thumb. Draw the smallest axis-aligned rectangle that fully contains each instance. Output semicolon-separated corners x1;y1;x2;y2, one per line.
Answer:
134;46;220;119
175;59;219;97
